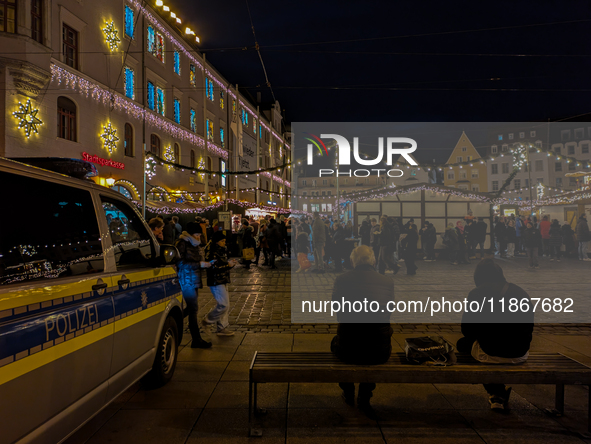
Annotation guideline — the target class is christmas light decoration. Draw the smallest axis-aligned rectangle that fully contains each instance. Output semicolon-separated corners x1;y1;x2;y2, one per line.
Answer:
13;99;42;137
511;143;528;170
145;154;157;179
164;145;175;170
198;157;205;180
102;21;121;51
100;122;119;154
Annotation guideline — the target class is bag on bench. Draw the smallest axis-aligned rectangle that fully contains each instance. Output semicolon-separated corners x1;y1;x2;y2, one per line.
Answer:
405;336;456;366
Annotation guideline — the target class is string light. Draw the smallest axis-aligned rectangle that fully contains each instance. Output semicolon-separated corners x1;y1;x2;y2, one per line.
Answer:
145;154;157;179
102;21;121;51
163;145;175;170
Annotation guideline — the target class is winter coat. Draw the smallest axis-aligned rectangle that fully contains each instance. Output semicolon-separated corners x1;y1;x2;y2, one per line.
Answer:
562;224;576;246
312;217;326;244
539;220;551;240
239;225;255;249
175;233;205;289
456;228;466;250
359;222;371;246
463;223;476;243
494;222;507;242
205;244;232;286
576;218;591;242
523;227;542;248
266;222;282;252
549;224;563;247
443;227;459;250
331;264;394;365
462;281;534;359
420;224;437;245
505;226;517;244
515;218;524;237
473;221;487;243
370;225;380;245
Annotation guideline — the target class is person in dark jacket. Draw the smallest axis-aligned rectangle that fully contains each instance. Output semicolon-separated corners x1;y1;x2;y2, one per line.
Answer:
455;221;469;264
548;219;563;261
576;214;591;261
523;222;541;268
202;231;236;336
266;219;282;269
473;218;488;258
331;245;394;412
443;223;459;264
419;221;437;261
175;222;212;348
375;216;399;275
463;219;477;259
359;220;371;246
494;218;507;258
162;217;176;244
456;259;534;410
238;220;255;269
561;222;576;257
330;223;346;271
505;220;517;258
402;225;419;275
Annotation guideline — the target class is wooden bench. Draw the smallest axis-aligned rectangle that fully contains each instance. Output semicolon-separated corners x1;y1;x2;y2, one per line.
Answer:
248;351;591;436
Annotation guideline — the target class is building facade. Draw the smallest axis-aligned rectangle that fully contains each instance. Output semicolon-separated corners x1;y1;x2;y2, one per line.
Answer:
443;132;488;192
0;0;290;208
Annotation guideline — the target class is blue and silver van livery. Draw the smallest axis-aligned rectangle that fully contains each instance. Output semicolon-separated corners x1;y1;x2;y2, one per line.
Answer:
0;158;183;444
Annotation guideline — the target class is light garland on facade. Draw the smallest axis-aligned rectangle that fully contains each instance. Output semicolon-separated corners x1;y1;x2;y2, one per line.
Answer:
13;99;43;138
113;179;140;200
197;157;205;180
145;154;157;179
511;143;528;169
102;21;121;51
100;122;119;154
163;145;175;170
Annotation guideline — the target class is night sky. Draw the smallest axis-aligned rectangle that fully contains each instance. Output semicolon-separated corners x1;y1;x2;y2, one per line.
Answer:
172;1;590;135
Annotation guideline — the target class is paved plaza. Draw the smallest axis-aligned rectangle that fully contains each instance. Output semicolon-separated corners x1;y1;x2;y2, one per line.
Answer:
65;256;591;443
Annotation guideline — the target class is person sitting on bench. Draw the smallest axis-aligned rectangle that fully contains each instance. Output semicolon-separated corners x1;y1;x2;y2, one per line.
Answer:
456;258;534;410
330;245;394;412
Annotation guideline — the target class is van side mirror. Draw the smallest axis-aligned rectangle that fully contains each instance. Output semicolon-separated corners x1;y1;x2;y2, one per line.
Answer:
159;244;180;265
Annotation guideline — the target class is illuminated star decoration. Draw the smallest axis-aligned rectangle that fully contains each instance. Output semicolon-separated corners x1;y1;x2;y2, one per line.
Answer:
537;183;545;200
163;145;175;170
198;157;205;180
13;99;43;138
511;143;528;170
100;122;119;154
102;21;121;51
145;154;157;179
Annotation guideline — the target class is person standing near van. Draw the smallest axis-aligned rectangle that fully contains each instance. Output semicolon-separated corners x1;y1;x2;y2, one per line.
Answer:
202;231;236;336
175;222;212;348
576;214;591;261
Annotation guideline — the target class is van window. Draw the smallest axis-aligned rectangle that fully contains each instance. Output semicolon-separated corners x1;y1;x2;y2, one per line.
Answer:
0;172;104;285
101;197;153;269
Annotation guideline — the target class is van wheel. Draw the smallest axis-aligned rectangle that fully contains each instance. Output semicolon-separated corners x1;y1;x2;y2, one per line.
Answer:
143;316;178;388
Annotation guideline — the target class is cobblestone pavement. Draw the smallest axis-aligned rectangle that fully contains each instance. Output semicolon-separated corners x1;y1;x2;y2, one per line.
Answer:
196;254;591;335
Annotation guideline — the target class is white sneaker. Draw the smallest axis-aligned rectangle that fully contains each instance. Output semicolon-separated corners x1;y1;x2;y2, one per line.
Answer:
216;328;235;336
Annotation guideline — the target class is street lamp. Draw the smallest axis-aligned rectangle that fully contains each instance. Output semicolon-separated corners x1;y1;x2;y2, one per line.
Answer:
106;174;115;187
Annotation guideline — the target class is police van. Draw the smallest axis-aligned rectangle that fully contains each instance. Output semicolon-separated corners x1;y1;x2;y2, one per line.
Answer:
0;157;183;443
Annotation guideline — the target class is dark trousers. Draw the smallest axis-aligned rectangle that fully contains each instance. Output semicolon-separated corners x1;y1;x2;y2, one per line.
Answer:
425;243;436;260
183;292;203;343
254;246;261;264
527;247;539;267
456;337;506;398
378;245;397;275
372;244;380;265
331;337;376;399
473;240;485;258
550;245;561;259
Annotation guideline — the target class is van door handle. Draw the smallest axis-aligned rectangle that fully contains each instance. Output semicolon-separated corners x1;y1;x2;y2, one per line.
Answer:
92;282;108;290
118;278;130;285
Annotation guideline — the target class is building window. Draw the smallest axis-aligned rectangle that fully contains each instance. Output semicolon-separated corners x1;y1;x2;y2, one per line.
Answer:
554;161;563;172
461;146;467;152
502;163;509;174
492;181;499;191
173;50;181;75
498;135;503;141
31;0;43;42
259;124;262;139
1;0;16;33
456;156;462;163
150;134;160;157
471;169;479;178
447;171;454;180
124;66;134;99
173;98;180;124
561;130;571;141
556;177;562;187
62;24;78;69
582;143;590;154
535;160;543;172
220;90;224;109
124;5;134;38
174;143;180;163
189;64;196;87
525;179;529;187
535;140;542;148
530;131;536;137
220;128;225;148
147;81;155;110
190;149;195;167
519;132;525;138
502;144;508;152
514;179;521;189
206;119;213;141
57;96;76;141
471;184;479;192
241;108;248;126
491;164;498;175
569;177;577;186
459;171;467;179
156;87;165;116
205;78;214;101
147;26;164;62
124;123;133;157
567;145;575;155
508;133;514;140
190;108;196;133
491;145;498;154
575;128;584;139
568;162;576;171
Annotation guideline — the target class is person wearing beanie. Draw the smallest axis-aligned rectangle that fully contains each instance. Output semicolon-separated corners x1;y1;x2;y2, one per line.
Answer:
174;222;212;348
202;231;236;336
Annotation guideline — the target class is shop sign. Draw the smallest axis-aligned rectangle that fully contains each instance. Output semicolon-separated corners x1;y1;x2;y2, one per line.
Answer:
82;152;125;170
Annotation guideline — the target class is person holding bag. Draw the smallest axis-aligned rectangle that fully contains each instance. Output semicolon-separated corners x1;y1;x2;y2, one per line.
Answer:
174;222;212;349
